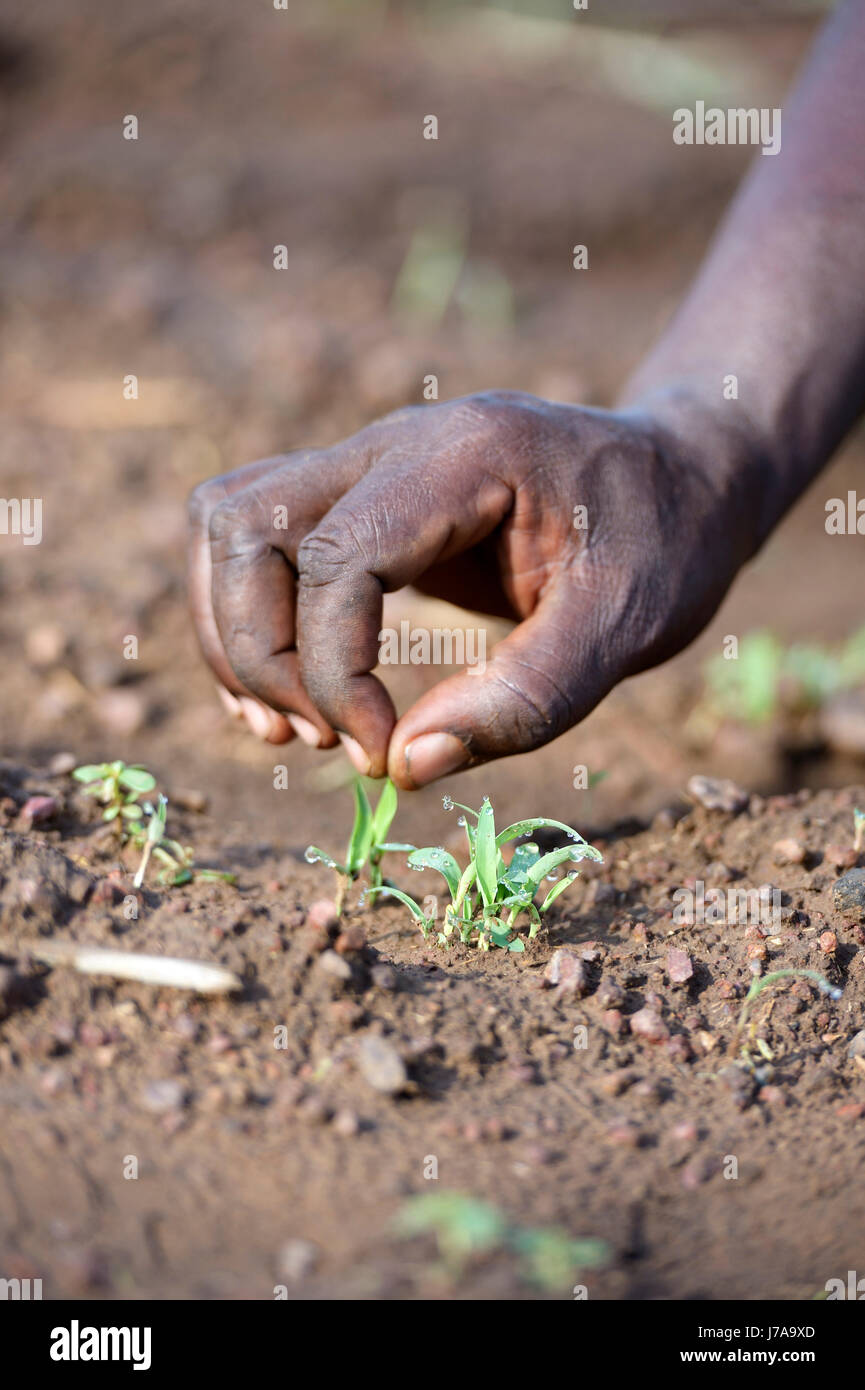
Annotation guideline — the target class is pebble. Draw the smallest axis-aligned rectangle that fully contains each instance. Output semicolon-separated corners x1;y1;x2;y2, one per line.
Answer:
334;925;366;955
629;1006;669;1044
331;1108;360;1137
276;1238;319;1284
666;948;693;985
356;1035;407;1095
833;869;865;913
316;950;352;982
308;899;339;931
688;775;748;814
370;963;398;990
819;930;838;954
139;1079;186;1114
773;838;806;866
846;1029;865;1060
825;845;857;872
19;795;59;830
595;980;625;1009
542;948;588;997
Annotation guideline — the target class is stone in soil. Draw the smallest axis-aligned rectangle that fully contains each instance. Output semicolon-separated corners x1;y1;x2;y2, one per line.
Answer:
355;1035;407;1095
832;869;865;913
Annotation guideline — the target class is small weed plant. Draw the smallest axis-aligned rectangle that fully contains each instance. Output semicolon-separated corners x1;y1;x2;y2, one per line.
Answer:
305;778;414;914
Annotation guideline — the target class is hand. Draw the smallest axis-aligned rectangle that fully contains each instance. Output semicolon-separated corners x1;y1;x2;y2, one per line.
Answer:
187;390;757;788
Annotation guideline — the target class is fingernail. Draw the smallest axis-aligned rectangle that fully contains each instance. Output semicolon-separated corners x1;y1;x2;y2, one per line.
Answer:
404;732;469;786
339;733;371;776
288;713;324;748
240;697;277;740
216;685;244;720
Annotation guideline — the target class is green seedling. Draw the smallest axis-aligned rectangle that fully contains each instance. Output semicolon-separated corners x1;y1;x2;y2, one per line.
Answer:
854;808;865;854
73;760;156;831
130;795;236;889
729;968;842;1062
368;794;602;951
393;1191;607;1291
703;623;865;727
305;777;414;914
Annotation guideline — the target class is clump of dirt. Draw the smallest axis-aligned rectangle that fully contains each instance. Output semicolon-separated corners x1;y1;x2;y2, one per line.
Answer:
1;759;864;1300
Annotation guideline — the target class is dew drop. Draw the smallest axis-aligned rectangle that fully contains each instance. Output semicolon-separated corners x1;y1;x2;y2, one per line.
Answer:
442;795;454;811
304;848;319;863
457;815;466;827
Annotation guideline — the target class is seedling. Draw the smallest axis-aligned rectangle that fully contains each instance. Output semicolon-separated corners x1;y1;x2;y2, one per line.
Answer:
368;794;602;951
130;795;236;889
702;624;865;726
729;968;842;1062
305;777;414;914
854;808;865;854
73;760;156;831
393;1191;607;1291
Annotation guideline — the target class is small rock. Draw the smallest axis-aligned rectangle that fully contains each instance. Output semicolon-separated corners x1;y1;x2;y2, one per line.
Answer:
370;963;398;990
836;1102;865;1120
666;948;693;985
833;869;865;914
316;950;352;982
276;1238;319;1284
773;838;806;866
356;1035;407;1095
595;980;625;1010
629;1006;669;1044
49;751;77;775
543;948;588;997
606;1122;642;1148
681;1156;716;1188
667;1034;692;1064
139;1079;186;1114
688;774;748;814
825;845;857;872
26;622;67;667
819;930;838;954
331;1108;360;1137
308;899;339;931
93;689;148;736
718;1064;756;1110
334;925;366;955
19;795;60;830
846;1029;865;1060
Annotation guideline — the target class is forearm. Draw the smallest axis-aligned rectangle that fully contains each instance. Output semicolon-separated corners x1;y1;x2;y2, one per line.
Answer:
620;0;865;548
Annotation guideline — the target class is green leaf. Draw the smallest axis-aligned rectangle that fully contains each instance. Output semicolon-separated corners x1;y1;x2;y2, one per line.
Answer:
73;765;106;783
118;767;156;793
496;817;594;849
507;938;525;953
475;798;497;909
507;842;540;883
526;845;581;889
102;805;120;821
370;778;398;845
346;780;373;876
407;847;462;900
454;860;478;910
196;869;237;884
366;886;433;935
375;842;416;854
540;872;578;912
121;804;143;819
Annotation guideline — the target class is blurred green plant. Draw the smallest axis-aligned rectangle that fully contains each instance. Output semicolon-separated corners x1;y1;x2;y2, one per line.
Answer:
394;1190;608;1291
702;625;865;725
730;968;842;1063
73;761;156;829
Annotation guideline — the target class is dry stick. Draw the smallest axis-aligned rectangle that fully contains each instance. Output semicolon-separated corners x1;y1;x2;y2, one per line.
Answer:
20;940;241;995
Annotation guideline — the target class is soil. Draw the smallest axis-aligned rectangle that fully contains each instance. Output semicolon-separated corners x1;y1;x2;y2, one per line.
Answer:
2;1;865;1301
2;760;865;1300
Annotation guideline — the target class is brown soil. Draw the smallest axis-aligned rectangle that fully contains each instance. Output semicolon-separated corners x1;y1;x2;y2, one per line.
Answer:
2;1;865;1301
2;760;864;1300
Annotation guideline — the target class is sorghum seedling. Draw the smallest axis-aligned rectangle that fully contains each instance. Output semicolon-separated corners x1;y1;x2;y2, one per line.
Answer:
853;807;865;854
729;968;842;1062
305;777;414;914
369;794;601;951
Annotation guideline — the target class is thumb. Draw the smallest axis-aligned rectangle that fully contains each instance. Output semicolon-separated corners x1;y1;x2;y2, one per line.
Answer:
388;581;615;789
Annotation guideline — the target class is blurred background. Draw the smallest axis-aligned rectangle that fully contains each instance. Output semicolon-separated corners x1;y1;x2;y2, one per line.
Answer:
1;0;860;852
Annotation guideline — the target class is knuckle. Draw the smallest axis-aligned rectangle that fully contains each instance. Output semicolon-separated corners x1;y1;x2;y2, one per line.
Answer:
297;523;358;588
187;478;226;529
